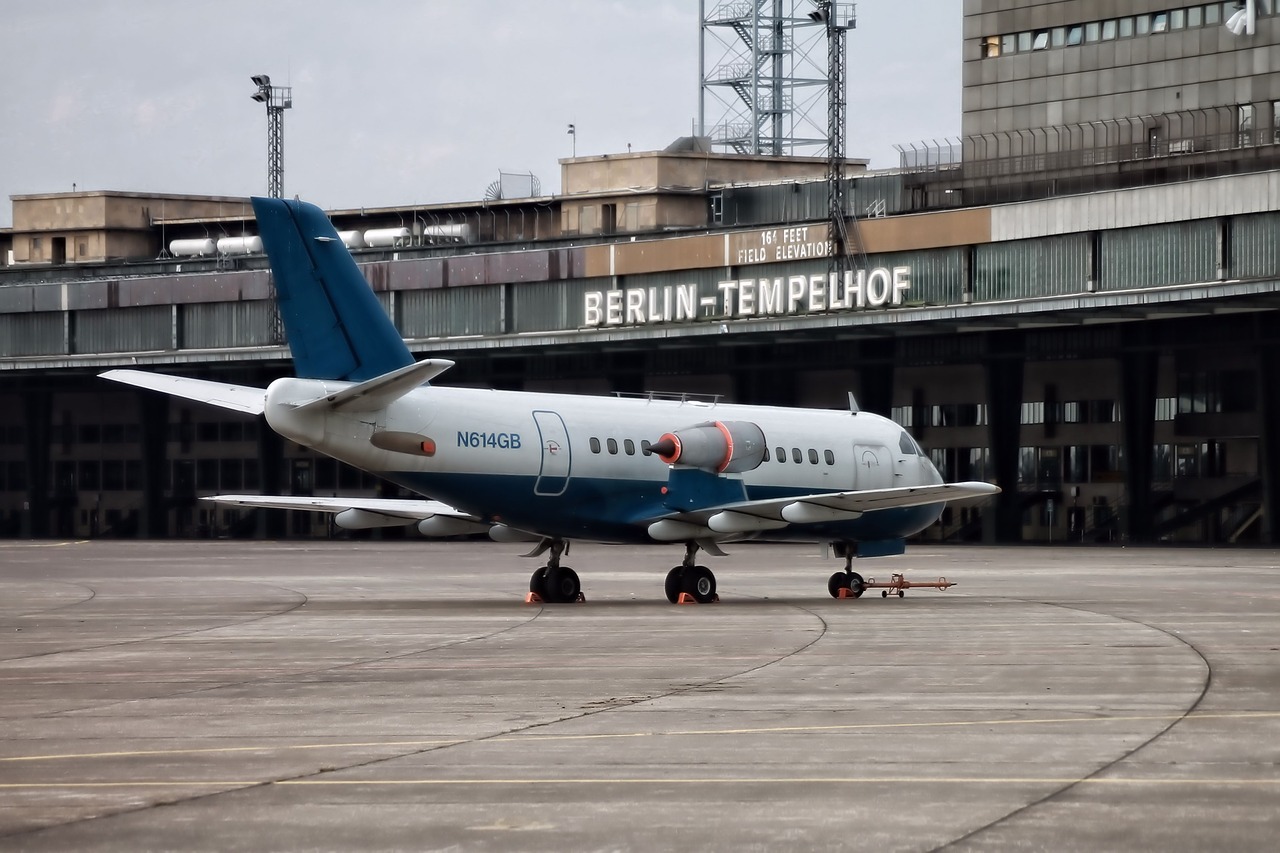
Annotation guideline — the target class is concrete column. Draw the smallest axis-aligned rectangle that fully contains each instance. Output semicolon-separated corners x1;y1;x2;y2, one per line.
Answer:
983;335;1024;543
257;422;286;538
1258;346;1280;545
1121;349;1159;542
21;386;52;538
138;392;169;538
856;339;895;416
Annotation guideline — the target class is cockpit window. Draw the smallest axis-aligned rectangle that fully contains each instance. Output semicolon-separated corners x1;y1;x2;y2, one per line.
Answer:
899;430;925;456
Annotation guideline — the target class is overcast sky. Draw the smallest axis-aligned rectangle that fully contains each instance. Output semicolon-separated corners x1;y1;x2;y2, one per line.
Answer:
0;1;961;228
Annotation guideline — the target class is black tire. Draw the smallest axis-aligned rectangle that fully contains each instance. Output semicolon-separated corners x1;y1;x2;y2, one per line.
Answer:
665;567;684;603
529;567;548;597
683;565;717;604
847;571;865;599
544;566;580;603
828;571;846;599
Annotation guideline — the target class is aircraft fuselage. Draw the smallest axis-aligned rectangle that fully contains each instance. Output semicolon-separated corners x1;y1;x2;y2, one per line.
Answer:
265;378;945;544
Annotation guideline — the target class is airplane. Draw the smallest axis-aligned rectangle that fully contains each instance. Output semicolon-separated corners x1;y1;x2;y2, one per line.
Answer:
102;197;999;604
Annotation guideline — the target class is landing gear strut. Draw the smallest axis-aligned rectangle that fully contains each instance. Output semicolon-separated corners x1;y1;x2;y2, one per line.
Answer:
827;543;865;599
664;542;718;604
528;539;583;604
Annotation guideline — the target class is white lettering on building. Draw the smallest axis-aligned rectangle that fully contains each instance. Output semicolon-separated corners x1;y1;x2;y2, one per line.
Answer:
583;266;912;328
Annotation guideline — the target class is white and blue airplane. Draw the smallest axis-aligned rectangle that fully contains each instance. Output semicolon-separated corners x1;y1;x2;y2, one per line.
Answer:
103;197;998;604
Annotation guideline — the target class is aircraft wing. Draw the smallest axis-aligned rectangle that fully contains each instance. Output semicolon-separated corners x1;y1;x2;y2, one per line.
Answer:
100;370;266;416
668;481;1000;531
203;494;475;521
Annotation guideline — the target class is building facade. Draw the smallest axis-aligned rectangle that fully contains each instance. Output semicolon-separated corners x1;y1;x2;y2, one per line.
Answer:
2;1;1279;545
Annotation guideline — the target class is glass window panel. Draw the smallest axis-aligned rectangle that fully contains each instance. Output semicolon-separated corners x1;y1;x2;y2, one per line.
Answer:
792;447;802;464
624;439;635;456
606;438;618;455
1033;30;1049;49
1119;16;1134;37
824;450;835;466
1137;14;1151;33
1051;26;1066;46
589;437;601;453
1067;25;1083;44
808;449;819;465
1188;6;1202;27
1171;8;1186;28
776;446;786;463
1205;4;1221;24
983;35;1001;58
1085;21;1101;41
1102;19;1117;39
1153;12;1169;31
1018;31;1032;51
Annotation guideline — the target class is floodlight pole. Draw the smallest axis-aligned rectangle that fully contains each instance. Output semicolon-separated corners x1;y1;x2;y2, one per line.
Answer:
812;2;855;276
251;75;293;199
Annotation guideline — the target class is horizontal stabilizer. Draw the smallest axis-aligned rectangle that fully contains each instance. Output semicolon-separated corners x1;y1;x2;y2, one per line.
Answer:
296;359;455;413
202;494;474;520
100;370;266;415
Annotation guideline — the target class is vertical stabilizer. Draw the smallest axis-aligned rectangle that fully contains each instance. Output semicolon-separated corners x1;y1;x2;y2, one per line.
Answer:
252;197;414;381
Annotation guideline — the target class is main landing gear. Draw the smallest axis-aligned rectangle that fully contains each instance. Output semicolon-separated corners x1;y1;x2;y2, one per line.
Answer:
664;542;719;604
527;539;584;604
827;544;866;599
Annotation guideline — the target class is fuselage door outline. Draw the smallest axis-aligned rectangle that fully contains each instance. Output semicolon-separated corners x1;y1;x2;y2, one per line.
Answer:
532;410;571;497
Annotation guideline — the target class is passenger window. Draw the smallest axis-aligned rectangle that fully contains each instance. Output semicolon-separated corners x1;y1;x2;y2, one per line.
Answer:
607;438;618;455
590;437;601;454
824;450;835;466
763;446;771;462
808;449;819;465
624;439;635;456
641;439;652;456
792;447;802;464
776;446;786;462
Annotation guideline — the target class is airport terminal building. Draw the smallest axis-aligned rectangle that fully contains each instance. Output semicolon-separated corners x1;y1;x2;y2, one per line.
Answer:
2;0;1278;545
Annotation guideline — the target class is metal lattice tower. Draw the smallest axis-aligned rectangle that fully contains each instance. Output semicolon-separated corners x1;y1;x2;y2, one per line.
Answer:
698;1;835;155
811;2;857;272
250;75;293;199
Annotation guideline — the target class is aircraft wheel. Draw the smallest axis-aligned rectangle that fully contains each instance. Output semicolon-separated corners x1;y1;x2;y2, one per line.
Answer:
529;567;548;598
847;571;865;599
664;567;684;603
827;572;846;599
683;565;717;604
544;566;580;603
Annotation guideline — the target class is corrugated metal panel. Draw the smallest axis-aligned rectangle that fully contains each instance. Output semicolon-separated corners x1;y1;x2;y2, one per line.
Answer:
74;306;172;354
1100;220;1216;290
0;312;64;356
974;234;1087;301
511;280;597;332
182;301;279;348
1232;212;1280;279
398;287;501;338
721;174;906;228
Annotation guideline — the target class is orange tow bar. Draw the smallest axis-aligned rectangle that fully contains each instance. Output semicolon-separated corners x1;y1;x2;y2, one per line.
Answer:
864;573;955;598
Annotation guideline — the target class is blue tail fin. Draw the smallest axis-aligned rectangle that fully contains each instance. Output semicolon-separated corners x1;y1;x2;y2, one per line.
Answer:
252;197;414;381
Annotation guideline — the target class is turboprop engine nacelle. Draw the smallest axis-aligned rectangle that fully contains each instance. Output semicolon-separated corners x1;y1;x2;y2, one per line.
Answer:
650;420;767;473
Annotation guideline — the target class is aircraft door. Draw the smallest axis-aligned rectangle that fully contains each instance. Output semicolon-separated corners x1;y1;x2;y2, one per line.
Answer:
532;410;571;496
853;444;894;491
